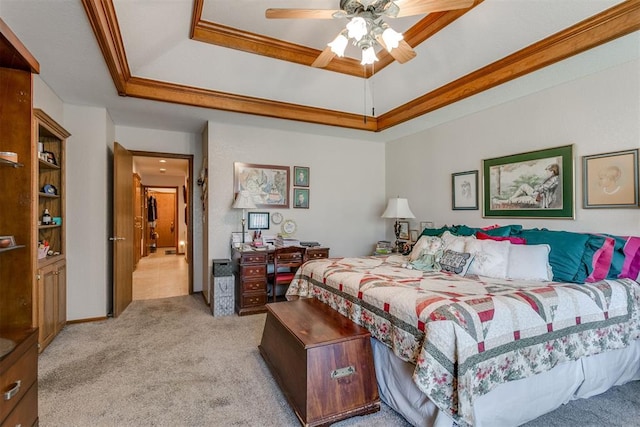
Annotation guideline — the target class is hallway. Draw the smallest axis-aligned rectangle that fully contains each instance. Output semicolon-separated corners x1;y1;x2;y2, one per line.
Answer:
133;249;189;300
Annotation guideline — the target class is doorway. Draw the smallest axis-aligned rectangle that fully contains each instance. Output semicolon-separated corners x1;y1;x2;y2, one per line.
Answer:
132;152;193;301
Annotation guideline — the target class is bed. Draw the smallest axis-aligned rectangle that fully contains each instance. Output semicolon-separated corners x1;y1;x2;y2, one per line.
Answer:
286;227;640;427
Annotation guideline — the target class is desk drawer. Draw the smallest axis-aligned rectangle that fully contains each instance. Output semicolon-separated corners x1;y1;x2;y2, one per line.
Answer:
240;252;267;264
240;264;266;279
241;293;267;308
243;279;266;292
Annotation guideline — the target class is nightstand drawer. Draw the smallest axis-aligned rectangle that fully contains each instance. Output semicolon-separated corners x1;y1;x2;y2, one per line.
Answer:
0;337;37;423
305;248;329;260
241;293;267;308
240;264;266;278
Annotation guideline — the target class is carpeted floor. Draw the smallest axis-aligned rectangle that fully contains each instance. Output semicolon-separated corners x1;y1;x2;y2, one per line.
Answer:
38;295;640;426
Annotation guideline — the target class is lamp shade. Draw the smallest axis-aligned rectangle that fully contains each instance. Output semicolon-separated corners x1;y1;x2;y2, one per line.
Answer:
232;190;256;209
381;197;415;219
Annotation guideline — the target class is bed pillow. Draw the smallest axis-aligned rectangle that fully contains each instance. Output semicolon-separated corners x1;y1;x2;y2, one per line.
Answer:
465;239;511;279
476;231;527;245
513;229;591;283
440;250;474;275
619;236;640;281
440;231;476;252
481;224;523;237
585;235;615;283
408;235;443;262
507;244;553;281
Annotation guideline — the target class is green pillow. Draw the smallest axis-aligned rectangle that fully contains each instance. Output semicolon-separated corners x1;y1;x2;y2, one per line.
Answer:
483;225;523;237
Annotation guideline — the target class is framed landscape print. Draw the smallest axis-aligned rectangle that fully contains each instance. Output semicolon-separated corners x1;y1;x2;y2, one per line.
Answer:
583;148;638;208
483;144;574;218
233;162;290;208
452;170;478;210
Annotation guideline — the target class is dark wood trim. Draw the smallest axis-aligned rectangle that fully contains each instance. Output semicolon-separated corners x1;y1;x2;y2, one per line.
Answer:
0;17;39;72
125;76;378;131
189;0;482;77
66;316;108;324
82;0;640;132
81;0;130;94
377;0;640;130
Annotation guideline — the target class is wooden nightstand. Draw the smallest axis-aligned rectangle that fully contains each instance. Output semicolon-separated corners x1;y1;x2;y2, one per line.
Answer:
233;249;268;316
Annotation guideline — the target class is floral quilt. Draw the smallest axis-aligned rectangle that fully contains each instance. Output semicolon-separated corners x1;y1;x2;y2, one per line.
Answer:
286;255;640;426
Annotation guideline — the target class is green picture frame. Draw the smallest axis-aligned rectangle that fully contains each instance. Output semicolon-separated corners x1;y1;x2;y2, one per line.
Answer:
483;144;574;218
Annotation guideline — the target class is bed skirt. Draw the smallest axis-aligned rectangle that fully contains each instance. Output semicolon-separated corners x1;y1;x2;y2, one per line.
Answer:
371;337;640;427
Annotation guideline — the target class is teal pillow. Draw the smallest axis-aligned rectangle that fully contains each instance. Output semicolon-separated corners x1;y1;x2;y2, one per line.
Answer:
515;229;591;283
580;234;608;280
420;226;449;237
483;225;523;237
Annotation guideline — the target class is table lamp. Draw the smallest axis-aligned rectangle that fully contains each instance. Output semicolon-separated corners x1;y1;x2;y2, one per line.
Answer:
381;197;415;253
232;190;256;243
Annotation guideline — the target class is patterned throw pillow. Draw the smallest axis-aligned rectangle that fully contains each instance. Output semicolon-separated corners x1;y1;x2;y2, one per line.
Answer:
440;250;474;275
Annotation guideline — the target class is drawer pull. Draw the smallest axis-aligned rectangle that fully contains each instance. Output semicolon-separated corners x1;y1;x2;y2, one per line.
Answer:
331;366;355;379
3;380;21;401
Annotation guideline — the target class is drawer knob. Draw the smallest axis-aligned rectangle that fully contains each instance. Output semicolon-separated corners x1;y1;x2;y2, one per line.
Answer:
3;380;21;401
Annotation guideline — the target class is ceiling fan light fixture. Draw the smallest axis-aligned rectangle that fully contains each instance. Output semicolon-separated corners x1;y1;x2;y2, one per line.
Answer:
328;33;348;57
381;27;402;51
361;46;379;65
346;17;368;41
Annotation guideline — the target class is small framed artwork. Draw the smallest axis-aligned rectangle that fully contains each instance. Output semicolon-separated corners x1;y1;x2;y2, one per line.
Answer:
294;166;309;187
420;221;434;231
247;212;270;229
483;144;574;219
583;148;638;208
409;229;419;242
293;188;309;208
397;221;410;240
43;151;57;165
452;170;479;210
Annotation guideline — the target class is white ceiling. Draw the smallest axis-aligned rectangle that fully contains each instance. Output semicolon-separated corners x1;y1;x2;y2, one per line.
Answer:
0;0;637;142
134;156;189;178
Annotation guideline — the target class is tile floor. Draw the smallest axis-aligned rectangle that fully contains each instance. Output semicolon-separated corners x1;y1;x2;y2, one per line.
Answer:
132;248;189;300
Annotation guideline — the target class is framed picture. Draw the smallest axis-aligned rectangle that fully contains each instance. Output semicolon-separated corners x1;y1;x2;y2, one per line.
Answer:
293;188;309;209
583;148;638;208
483;144;574;218
397;220;410;240
234;162;290;208
452;170;478;210
293;166;309;187
247;212;270;230
43;151;57;165
420;221;434;231
409;229;419;242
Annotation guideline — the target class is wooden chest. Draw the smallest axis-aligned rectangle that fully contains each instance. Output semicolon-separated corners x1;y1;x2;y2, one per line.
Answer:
259;298;380;426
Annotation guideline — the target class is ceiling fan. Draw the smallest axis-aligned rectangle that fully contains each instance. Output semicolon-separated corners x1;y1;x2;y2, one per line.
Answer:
266;0;475;68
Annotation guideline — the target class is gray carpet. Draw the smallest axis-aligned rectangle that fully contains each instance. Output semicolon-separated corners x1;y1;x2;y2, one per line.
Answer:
38;295;640;427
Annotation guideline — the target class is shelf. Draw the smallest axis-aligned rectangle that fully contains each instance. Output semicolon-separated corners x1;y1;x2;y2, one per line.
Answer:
39;192;60;199
38;224;61;230
38;158;60;170
0;157;24;168
0;245;25;254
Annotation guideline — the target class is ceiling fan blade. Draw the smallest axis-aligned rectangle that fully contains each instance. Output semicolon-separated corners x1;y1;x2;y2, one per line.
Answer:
311;46;337;68
265;9;340;19
375;36;417;64
393;0;474;17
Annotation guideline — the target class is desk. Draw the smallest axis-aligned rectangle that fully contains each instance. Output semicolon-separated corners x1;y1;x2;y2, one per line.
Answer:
232;247;330;316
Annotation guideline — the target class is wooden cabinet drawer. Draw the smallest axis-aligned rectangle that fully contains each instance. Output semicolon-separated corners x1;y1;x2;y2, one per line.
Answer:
243;279;266;292
241;293;267;308
240;252;267;264
0;339;37;423
305;248;329;261
240;264;266;279
1;382;37;427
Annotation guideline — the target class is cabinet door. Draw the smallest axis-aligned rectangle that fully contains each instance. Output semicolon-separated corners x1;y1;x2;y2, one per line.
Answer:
55;260;66;333
38;265;57;350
